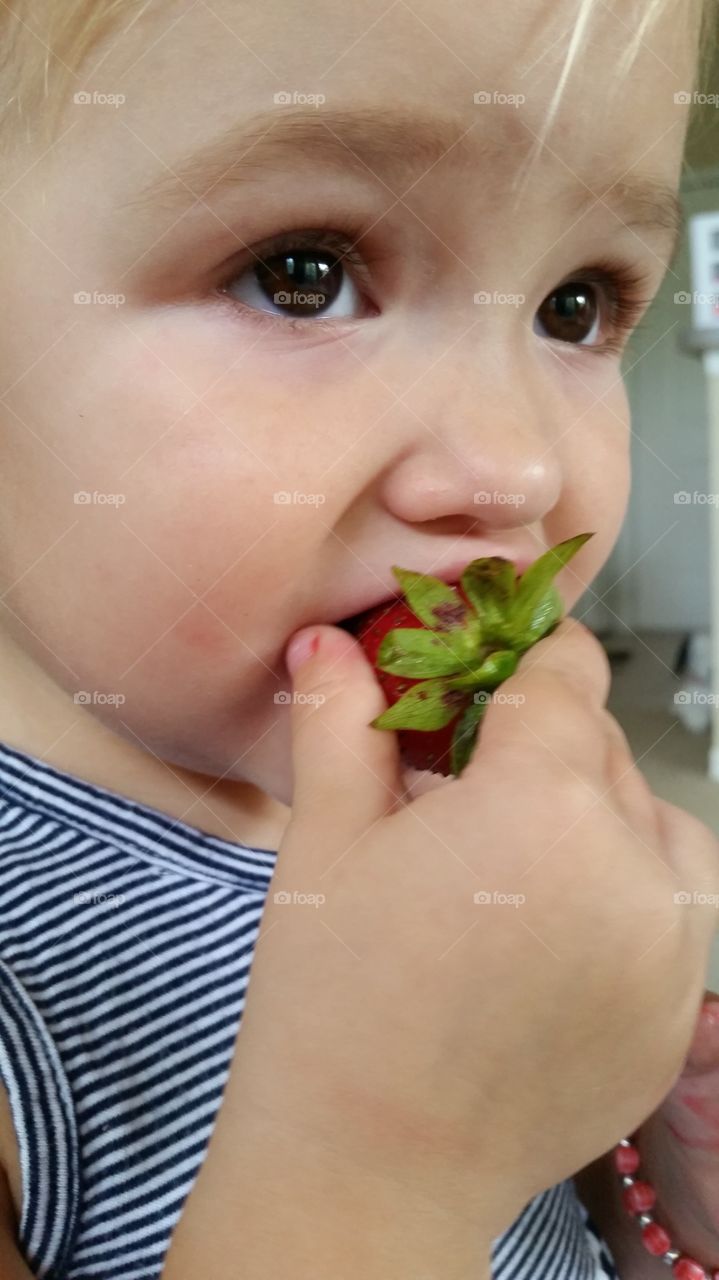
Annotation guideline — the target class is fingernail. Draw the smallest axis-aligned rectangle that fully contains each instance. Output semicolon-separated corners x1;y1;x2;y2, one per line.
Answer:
286;629;320;678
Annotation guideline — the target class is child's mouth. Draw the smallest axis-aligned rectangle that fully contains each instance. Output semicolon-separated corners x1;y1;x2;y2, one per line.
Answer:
336;610;368;636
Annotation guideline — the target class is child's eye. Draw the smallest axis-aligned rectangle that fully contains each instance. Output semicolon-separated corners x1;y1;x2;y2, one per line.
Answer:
533;262;655;355
217;228;374;325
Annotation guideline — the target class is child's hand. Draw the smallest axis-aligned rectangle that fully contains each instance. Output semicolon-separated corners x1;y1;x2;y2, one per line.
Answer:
235;617;719;1240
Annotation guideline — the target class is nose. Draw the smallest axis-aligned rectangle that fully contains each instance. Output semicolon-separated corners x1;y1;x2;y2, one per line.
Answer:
378;358;562;530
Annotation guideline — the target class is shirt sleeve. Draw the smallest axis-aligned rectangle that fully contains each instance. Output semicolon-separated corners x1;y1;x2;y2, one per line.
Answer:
576;1196;621;1279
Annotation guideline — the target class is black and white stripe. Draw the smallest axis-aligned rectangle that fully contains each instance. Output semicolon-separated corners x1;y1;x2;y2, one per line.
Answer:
0;740;617;1279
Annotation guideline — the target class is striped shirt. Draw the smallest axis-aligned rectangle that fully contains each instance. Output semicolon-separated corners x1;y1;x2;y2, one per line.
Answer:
0;739;619;1279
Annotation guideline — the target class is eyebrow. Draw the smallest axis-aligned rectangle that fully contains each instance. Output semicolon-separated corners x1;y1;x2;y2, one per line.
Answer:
130;106;684;259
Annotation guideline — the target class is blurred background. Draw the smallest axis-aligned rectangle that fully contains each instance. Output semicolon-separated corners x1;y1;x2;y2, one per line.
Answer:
574;48;719;983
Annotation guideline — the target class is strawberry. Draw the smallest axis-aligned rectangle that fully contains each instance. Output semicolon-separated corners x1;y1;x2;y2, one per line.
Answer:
350;532;594;777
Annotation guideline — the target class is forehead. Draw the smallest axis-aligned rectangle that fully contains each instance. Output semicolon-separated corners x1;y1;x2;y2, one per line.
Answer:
50;0;699;228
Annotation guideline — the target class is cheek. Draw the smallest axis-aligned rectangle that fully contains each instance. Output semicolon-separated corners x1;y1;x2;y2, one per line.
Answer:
552;385;631;606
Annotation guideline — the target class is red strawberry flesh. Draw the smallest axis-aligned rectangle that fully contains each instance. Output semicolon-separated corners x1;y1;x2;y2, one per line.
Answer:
344;533;595;778
350;584;469;774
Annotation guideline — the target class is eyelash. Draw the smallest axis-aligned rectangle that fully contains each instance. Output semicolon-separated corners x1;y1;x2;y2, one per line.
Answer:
559;257;656;357
215;224;373;336
215;225;656;355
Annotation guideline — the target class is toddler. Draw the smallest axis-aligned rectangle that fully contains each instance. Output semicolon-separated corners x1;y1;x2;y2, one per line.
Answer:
0;0;718;1276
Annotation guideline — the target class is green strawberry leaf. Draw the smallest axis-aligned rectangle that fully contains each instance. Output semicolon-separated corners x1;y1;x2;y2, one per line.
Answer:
371;677;468;731
509;533;594;649
450;696;489;775
460;558;517;646
376;619;482;678
446;648;519;690
511;586;563;653
391;566;472;631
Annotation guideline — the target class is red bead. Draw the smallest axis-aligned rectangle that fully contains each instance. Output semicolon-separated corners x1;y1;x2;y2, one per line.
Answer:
622;1181;656;1214
673;1258;708;1280
614;1144;641;1175
641;1223;671;1256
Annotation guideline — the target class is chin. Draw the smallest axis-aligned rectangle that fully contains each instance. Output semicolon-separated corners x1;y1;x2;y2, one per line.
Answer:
233;719;296;807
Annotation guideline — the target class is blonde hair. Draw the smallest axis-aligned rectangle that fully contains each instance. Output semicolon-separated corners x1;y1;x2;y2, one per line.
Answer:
0;0;717;162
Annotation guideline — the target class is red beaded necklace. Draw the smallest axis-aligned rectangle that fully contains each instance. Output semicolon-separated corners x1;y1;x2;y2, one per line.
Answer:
614;1135;717;1280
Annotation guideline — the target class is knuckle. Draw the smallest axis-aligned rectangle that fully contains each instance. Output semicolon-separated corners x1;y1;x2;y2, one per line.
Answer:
524;673;603;742
599;709;629;751
556;619;612;699
549;767;600;815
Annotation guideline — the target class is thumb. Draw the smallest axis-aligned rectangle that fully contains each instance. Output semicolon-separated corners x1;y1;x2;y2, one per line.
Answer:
284;624;404;840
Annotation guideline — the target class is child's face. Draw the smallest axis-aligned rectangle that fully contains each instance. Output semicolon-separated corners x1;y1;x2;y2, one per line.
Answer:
0;0;698;806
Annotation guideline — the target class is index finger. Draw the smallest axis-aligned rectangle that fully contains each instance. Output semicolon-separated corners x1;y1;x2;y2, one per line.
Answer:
463;618;612;783
510;617;611;706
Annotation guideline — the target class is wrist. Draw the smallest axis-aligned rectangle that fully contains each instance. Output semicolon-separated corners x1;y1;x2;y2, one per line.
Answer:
164;1089;494;1280
224;1011;521;1240
164;1029;497;1280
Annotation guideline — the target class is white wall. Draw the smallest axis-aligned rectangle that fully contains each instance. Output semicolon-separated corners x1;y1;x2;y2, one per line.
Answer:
576;167;719;634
